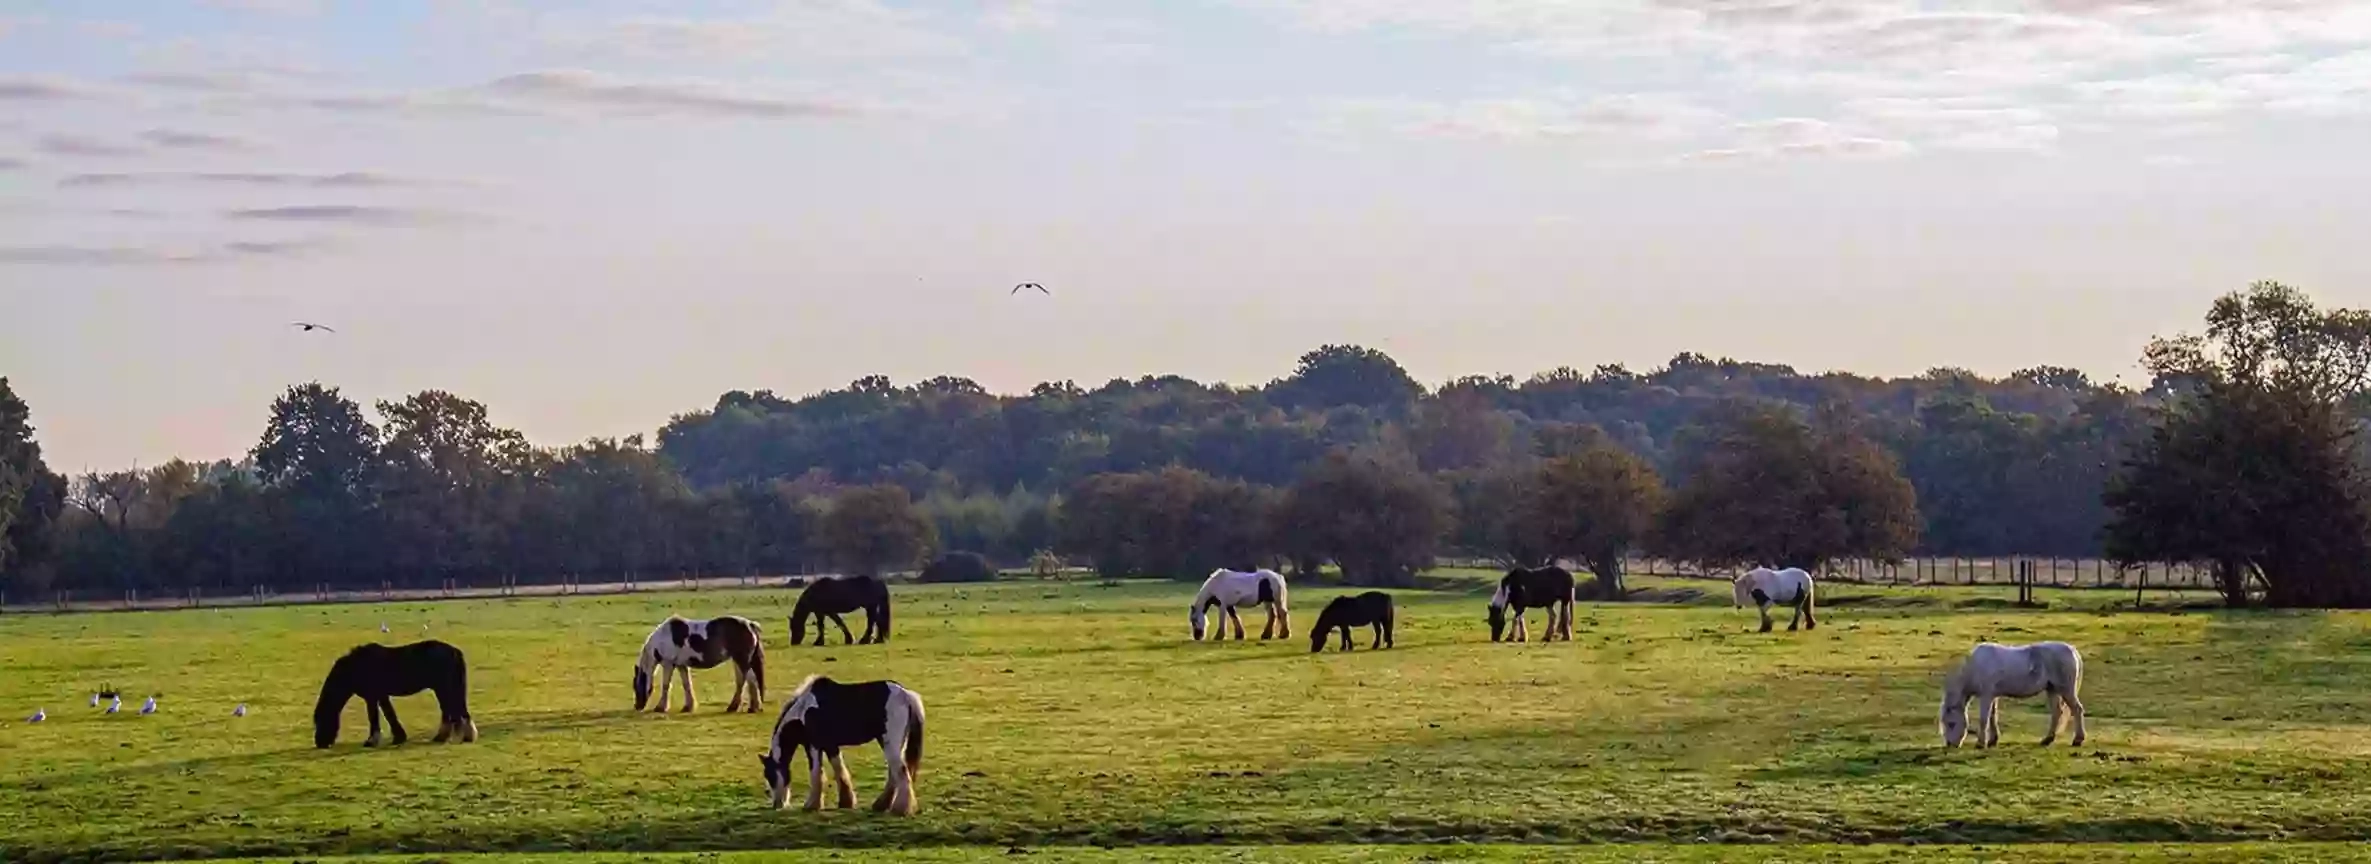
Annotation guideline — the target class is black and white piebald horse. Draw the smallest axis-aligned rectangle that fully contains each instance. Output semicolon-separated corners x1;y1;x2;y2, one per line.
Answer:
313;639;477;748
759;675;927;816
1732;566;1817;633
790;575;893;646
1488;565;1576;642
1310;591;1395;653
1190;568;1291;641
634;615;767;713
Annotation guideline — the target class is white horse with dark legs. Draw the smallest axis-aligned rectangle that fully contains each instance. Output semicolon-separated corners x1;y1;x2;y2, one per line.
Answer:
1732;566;1817;633
1190;568;1291;641
1941;641;2087;749
759;675;926;815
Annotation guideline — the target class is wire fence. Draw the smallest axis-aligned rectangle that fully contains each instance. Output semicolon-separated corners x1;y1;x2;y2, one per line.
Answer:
0;555;2215;616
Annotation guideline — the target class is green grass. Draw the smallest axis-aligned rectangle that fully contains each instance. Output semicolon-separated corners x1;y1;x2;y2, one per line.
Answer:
4;572;2370;863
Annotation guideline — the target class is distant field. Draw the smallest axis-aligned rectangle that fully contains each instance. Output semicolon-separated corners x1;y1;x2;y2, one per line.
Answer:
3;572;2366;863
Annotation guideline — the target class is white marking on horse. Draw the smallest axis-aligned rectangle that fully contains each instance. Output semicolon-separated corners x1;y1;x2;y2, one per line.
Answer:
1190;568;1291;641
1732;566;1818;633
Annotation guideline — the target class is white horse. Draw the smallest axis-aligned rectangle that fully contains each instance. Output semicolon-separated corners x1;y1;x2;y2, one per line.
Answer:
1732;566;1817;633
760;675;926;815
1941;641;2086;749
1190;568;1291;641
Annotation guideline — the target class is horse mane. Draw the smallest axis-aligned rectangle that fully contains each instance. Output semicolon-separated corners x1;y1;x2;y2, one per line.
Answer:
782;673;825;705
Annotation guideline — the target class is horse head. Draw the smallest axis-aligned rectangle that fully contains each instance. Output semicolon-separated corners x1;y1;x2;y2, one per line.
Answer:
1937;670;1971;748
1189;598;1215;641
1486;579;1514;642
312;656;355;748
632;649;654;711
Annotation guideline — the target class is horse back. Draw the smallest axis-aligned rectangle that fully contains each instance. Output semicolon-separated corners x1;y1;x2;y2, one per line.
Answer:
799;678;897;749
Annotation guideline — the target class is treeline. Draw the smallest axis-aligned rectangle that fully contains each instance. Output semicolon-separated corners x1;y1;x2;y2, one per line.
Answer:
7;281;2368;607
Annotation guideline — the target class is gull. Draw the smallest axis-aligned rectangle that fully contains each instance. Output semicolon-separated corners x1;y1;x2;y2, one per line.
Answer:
1011;282;1049;295
105;696;121;714
292;322;336;333
140;696;158;715
27;709;43;723
380;622;389;633
89;693;100;708
233;704;247;717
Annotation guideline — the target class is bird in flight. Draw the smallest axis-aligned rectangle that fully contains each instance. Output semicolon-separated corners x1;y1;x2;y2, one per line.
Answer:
1012;282;1049;296
291;322;336;333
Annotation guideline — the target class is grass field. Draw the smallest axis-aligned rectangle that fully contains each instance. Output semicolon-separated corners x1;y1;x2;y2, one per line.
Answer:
4;572;2370;863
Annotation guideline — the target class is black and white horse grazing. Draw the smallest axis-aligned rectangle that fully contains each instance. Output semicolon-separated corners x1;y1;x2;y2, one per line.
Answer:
1310;591;1395;653
313;640;477;749
1488;566;1575;642
1190;568;1291;641
1733;566;1817;633
790;575;893;646
759;675;926;816
635;615;767;713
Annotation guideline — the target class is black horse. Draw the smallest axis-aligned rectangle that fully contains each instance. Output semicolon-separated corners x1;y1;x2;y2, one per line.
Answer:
313;639;477;749
1310;591;1395;653
1488;566;1576;642
791;575;893;646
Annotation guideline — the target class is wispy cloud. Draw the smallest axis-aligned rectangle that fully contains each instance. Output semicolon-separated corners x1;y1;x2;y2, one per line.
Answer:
122;70;270;93
139;128;265;151
0;238;330;266
476;70;867;119
1683;117;1915;163
60;171;435;189
1324;92;1719;145
37;135;144;158
0;157;25;171
540;2;962;64
224;205;446;225
0;76;112;101
202;0;321;15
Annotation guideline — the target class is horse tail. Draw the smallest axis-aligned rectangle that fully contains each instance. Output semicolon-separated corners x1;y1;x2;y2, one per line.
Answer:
446;645;472;721
901;689;926;775
748;636;768;702
1799;572;1818;622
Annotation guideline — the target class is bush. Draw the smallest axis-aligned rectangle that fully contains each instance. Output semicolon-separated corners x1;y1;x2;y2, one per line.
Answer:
917;550;997;583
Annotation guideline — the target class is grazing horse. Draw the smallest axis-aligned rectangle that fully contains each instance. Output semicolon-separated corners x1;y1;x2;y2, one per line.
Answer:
1733;566;1818;633
1488;566;1575;642
313;640;476;749
759;675;926;815
635;615;768;713
1190;568;1291;641
1310;591;1395;653
1941;641;2087;749
790;575;893;646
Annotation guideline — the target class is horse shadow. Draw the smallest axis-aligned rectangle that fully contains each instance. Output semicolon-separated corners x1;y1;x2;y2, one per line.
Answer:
1744;746;1954;782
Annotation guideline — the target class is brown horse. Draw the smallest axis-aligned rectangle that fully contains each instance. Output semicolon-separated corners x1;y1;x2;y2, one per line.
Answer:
633;615;767;713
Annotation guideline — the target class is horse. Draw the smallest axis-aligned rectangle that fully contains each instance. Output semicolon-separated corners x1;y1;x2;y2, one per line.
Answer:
1940;641;2087;749
1733;566;1818;633
1488;565;1575;642
635;615;767;714
312;639;476;749
1190;567;1291;641
790;575;893;646
1310;591;1395;652
759;675;926;815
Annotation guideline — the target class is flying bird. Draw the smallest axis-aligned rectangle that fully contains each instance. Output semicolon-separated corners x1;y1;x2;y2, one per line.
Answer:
291;322;336;333
1011;282;1049;295
27;709;44;723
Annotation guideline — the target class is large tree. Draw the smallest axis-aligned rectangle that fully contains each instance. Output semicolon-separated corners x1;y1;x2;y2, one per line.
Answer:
252;383;384;586
1516;442;1666;599
1;377;66;586
2105;281;2371;608
374;390;532;582
818;483;935;578
1057;467;1272;578
1273;447;1450;587
1654;401;1921;573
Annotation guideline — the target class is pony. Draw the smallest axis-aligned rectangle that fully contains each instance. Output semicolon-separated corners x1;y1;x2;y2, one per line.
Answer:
313;639;477;749
634;615;768;713
1732;566;1818;633
1190;567;1291;641
1940;641;2087;749
1310;591;1395;652
790;575;893;646
759;675;926;815
1488;565;1575;642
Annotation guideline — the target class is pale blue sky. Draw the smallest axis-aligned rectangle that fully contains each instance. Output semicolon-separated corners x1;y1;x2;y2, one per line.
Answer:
6;0;2371;470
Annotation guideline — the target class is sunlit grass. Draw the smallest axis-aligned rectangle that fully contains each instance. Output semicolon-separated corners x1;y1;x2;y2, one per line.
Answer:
2;572;2368;862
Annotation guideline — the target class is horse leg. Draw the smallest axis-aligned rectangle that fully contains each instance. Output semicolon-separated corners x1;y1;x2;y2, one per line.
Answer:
2042;691;2064;746
1978;696;2000;748
1787;600;1802;632
1260;602;1277;640
1558;600;1573;641
828;749;857;809
727;665;746;713
380;697;408;746
678;667;697;713
802;747;826;811
1340;626;1353;651
883;737;917;816
1226;605;1245;640
1370;621;1383;650
654;665;675;712
832;613;855;646
363;697;384;748
859;610;877;645
2064;690;2088;747
1758;602;1774;633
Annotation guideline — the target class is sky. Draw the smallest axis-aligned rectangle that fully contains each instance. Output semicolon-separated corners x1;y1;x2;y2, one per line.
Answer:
6;0;2371;471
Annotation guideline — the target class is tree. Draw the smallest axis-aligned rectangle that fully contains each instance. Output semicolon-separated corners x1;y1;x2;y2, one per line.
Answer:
2105;282;2371;608
1274;448;1450;587
1655;402;1920;573
1;377;65;585
374;390;532;582
1057;467;1272;578
917;550;997;583
818;484;935;578
1268;344;1424;413
1516;443;1665;599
